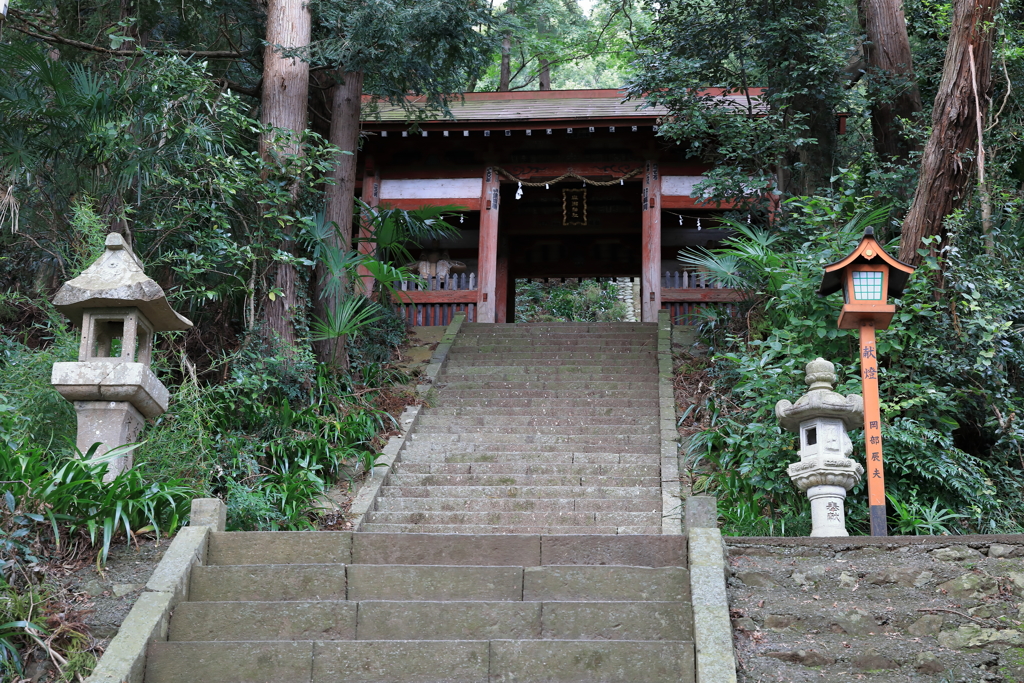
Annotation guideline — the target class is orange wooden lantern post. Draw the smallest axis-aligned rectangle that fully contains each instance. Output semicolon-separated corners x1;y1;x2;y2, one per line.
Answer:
818;227;915;536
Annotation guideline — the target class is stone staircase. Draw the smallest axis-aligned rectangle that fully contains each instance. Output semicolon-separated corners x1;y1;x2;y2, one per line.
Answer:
363;322;663;534
136;321;710;683
144;531;696;682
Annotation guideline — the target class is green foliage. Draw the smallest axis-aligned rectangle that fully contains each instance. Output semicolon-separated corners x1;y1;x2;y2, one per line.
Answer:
0;410;193;567
514;279;627;322
348;307;407;369
473;0;643;92
308;0;491;113
886;490;966;535
0;315;77;450
137;334;394;530
685;196;1024;535
629;0;853;201
0;578;47;678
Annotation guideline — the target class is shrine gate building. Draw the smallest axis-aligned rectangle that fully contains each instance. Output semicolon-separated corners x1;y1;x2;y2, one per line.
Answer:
358;88;746;325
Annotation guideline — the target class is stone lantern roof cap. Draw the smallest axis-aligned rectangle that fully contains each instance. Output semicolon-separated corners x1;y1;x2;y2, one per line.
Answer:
775;358;864;432
52;234;193;331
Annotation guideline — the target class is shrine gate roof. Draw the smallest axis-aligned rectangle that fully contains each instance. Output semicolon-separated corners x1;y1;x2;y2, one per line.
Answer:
361;88;763;128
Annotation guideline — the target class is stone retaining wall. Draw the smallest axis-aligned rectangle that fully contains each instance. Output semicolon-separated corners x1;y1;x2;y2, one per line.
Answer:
727;535;1024;682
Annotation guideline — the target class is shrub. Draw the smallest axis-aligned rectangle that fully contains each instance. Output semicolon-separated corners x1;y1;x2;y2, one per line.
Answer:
683;200;1024;535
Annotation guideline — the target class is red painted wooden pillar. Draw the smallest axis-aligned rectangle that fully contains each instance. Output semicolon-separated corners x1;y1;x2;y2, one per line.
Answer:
478;167;500;323
641;161;662;322
357;160;380;295
495;250;509;323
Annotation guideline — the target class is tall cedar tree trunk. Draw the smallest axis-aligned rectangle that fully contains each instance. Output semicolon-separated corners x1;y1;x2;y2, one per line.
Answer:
499;34;512;91
860;0;923;162
538;59;551;90
897;0;1000;266
775;0;838;196
313;69;364;367
260;0;311;347
783;92;837;195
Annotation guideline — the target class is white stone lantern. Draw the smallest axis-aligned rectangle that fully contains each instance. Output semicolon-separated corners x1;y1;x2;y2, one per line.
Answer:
775;358;864;537
50;234;192;480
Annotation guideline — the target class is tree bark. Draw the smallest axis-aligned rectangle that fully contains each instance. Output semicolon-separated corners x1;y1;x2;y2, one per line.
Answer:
783;92;838;196
898;0;1000;266
772;0;839;196
313;69;363;368
499;33;512;91
260;0;311;347
538;59;551;90
859;0;923;162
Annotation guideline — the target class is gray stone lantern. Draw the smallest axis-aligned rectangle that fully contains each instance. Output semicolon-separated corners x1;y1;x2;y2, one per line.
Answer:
775;358;864;537
50;233;192;480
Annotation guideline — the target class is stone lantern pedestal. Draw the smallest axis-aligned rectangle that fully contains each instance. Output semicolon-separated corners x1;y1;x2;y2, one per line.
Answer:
50;234;192;480
776;358;864;537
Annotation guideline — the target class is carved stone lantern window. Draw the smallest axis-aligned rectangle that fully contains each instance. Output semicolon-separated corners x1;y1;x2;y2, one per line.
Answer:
79;308;155;365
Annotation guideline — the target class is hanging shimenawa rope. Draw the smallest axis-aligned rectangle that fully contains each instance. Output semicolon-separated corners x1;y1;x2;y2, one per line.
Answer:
493;166;643;188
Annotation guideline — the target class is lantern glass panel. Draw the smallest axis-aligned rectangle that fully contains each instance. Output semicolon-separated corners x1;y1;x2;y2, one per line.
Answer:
852;270;884;301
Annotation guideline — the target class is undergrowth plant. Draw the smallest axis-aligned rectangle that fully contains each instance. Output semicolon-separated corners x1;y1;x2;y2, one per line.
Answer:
515;279;627;322
683;196;1024;535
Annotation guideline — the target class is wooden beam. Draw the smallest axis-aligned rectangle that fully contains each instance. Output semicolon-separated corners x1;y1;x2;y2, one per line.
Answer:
661;288;745;303
641;161;662;322
394;290;479;304
366;163;714;181
477;167;500;323
379;198;481;211
660;196;739;210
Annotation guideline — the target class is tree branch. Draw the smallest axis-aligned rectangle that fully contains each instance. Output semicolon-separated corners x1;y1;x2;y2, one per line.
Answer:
8;11;243;59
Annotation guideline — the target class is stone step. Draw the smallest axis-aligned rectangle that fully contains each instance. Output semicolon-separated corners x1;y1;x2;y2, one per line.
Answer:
424;406;657;417
414;414;658;427
453;332;654;340
442;362;655;374
399;444;657;457
437;381;659;392
442;360;655;370
188;563;689;603
385;473;660;488
206;531;687;567
432;397;660;409
358;523;663;534
379;485;662;500
455;332;655;341
399;442;658;455
364;510;662;528
448;356;655;366
409;424;655;436
400;452;659;465
458;327;655;335
394;463;660;477
440;390;658;400
460;322;656;331
146;639;693;683
372;497;661;514
440;374;658;384
406;432;659;446
450;343;657;353
168;599;693;642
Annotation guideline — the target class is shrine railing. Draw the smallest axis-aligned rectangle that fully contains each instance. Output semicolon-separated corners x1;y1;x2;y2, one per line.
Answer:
393;272;477;326
661;269;744;325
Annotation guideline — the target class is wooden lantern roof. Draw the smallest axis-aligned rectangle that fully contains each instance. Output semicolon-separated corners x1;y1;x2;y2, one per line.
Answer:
818;227;915;299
